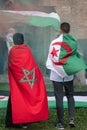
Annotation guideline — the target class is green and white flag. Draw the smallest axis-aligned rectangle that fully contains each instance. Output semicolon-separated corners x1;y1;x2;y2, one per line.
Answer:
0;10;60;30
0;10;60;51
46;34;87;77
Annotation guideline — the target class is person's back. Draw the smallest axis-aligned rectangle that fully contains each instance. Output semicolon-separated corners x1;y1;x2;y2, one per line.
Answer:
6;33;48;128
46;22;75;129
49;22;74;82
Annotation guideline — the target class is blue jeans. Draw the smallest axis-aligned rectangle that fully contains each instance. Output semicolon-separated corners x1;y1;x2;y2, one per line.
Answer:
52;80;75;125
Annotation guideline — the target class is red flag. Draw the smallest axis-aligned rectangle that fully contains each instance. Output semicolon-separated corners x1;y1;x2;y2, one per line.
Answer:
8;44;48;124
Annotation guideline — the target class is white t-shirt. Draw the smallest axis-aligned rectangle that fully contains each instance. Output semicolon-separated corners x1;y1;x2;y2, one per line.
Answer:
50;70;74;82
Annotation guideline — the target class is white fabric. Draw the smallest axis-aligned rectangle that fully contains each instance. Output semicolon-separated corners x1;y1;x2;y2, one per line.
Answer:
50;70;74;82
46;34;69;78
6;33;14;52
48;96;87;102
2;10;60;21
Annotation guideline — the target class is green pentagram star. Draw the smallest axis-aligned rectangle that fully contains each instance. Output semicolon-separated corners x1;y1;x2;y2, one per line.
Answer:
20;68;37;88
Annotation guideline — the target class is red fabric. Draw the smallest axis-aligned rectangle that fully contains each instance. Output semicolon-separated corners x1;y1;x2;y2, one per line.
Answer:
8;44;48;124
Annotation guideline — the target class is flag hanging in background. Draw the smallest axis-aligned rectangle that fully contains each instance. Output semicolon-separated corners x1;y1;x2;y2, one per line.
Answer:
0;10;60;30
46;34;87;78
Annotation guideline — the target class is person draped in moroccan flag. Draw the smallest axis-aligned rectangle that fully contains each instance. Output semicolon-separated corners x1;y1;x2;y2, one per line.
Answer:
46;22;87;129
5;33;48;128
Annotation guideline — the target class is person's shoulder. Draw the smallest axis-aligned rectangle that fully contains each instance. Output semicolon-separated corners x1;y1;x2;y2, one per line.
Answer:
51;34;62;44
23;44;31;50
57;34;61;38
67;34;77;43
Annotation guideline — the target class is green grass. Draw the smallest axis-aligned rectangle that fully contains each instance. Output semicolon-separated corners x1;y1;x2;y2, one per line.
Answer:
0;83;87;130
0;108;87;130
0;82;87;92
0;83;9;91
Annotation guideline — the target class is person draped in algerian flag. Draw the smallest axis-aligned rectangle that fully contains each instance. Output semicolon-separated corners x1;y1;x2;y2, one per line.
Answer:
46;22;87;129
5;33;48;128
46;26;87;78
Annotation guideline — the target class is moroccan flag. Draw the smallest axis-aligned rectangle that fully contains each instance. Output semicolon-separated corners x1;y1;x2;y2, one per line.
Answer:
46;34;87;78
8;44;48;124
0;10;60;30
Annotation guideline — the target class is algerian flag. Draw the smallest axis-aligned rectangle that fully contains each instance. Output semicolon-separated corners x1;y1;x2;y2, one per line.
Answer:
46;34;87;78
0;10;60;30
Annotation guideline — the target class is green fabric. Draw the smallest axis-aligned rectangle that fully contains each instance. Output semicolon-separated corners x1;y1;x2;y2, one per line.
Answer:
0;11;60;30
59;34;87;75
59;34;77;60
48;101;87;108
0;100;87;108
29;16;60;30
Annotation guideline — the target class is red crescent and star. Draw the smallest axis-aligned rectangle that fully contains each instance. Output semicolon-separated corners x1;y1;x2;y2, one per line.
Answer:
51;42;72;65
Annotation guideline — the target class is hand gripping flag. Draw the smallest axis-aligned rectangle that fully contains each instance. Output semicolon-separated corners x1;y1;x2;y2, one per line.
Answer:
8;44;48;124
46;34;87;78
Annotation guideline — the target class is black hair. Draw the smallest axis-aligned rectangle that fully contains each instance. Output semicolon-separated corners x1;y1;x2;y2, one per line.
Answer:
60;22;70;33
13;33;24;45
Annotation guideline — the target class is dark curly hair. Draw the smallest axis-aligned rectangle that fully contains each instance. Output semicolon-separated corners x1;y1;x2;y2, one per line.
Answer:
60;22;70;33
13;33;24;45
